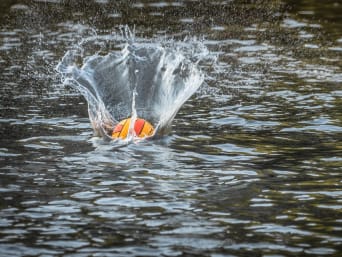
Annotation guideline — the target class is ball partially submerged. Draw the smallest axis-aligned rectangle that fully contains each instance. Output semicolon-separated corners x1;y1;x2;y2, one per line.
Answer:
112;118;154;139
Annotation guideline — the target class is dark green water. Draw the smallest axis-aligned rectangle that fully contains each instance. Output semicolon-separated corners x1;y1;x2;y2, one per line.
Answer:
0;0;341;256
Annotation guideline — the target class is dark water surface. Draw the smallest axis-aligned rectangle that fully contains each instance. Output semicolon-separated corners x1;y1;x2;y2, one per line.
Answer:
1;0;341;256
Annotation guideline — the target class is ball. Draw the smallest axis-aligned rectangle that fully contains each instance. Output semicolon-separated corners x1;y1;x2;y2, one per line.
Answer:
112;117;155;139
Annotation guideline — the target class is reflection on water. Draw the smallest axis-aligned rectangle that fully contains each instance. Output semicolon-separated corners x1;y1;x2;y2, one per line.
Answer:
0;0;341;256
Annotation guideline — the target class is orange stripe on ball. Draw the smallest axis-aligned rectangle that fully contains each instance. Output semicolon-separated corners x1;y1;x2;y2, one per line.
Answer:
134;118;145;136
113;124;123;133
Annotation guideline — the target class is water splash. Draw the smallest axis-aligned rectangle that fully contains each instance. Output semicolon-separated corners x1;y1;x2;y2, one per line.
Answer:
56;29;207;141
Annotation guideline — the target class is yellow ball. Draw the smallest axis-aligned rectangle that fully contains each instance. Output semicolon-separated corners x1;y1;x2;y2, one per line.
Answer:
112;118;154;139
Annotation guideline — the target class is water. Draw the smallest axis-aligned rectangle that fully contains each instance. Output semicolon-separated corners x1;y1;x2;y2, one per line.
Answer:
56;31;207;139
0;0;341;256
